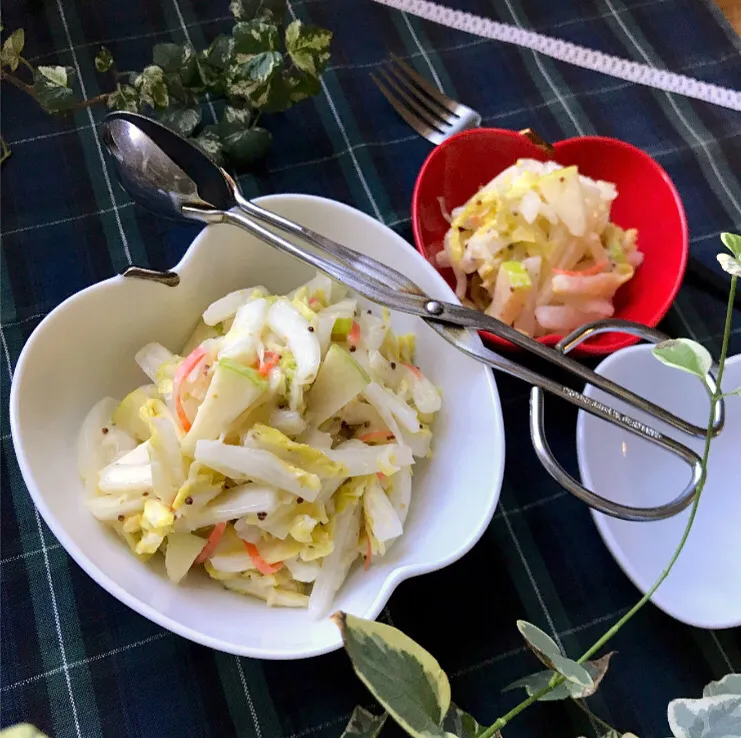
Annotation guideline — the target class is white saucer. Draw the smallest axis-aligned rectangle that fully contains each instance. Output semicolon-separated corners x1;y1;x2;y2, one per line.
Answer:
576;344;741;628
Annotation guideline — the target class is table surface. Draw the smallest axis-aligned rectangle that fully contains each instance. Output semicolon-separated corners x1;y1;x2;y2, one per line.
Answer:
2;1;741;736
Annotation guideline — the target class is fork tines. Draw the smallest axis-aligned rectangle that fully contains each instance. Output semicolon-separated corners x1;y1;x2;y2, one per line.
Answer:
371;54;481;144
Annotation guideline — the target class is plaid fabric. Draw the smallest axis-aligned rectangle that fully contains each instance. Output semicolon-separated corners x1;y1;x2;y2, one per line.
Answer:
2;0;740;735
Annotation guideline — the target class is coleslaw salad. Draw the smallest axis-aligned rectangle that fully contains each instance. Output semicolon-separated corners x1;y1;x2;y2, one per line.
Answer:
437;159;643;337
78;273;441;617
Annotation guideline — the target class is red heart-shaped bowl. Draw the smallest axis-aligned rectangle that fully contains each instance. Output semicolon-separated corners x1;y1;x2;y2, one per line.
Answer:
411;128;688;356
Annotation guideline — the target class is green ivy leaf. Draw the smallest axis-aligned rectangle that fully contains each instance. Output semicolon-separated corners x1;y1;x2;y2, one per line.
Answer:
503;652;615;701
106;83;140;112
233;18;280;57
204;35;235;71
226;50;282;107
721;232;741;259
158;105;202;137
198;35;235;95
222;104;252;128
179;43;201;88
95;46;114;73
285;20;332;76
230;0;286;21
653;338;712;382
33;66;77;112
134;65;169;109
334;612;451;738
516;620;593;688
284;69;321;103
441;704;486;737
153;43;185;73
220;125;272;167
37;65;68;87
1;29;25;71
194;125;225;167
340;706;388;738
262;69;320;113
717;254;741;278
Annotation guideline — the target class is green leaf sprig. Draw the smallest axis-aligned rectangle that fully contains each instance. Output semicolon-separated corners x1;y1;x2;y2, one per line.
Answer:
0;1;332;168
336;233;741;738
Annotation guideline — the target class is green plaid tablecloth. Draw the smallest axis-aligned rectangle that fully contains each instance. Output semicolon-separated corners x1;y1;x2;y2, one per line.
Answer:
2;0;740;736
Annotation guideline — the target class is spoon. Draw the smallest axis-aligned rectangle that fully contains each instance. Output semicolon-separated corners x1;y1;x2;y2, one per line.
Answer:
101;111;396;290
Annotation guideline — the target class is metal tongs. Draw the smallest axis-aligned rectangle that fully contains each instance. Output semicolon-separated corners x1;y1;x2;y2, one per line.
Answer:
101;112;725;522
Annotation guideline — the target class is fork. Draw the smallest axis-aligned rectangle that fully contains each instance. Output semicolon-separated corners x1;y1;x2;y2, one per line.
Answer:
370;54;482;144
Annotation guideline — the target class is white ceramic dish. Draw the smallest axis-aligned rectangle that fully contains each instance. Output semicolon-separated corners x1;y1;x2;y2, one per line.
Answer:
10;194;505;659
577;344;741;629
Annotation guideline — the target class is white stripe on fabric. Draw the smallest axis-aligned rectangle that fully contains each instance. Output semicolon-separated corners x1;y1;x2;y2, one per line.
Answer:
498;502;563;650
501;0;586;136
54;0;132;265
25;16;233;65
235;657;263;738
287;1;384;222
2;202;135;237
602;0;741;218
368;0;741;111
32;507;83;738
711;632;736;673
0;313;50;329
1;543;63;565
1;632;170;692
401;12;445;91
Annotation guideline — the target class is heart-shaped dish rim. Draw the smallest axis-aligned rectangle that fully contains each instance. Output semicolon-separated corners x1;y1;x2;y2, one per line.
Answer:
9;194;506;659
411;128;689;356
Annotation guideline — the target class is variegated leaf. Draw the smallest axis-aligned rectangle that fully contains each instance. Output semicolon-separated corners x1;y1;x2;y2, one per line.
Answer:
668;694;741;738
704;674;741;698
340;706;387;738
334;612;451;738
720;232;741;259
717;254;741;278
504;652;614;701
441;704;486;737
653;339;712;381
516;620;593;688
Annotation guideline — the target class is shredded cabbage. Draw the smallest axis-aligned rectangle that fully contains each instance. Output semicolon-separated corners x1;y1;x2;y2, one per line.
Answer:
78;274;441;610
441;159;642;336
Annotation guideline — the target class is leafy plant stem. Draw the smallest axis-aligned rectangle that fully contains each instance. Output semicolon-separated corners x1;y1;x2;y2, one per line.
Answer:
483;275;737;735
569;697;616;733
1;69;33;94
16;56;34;74
715;275;737;389
0;137;11;164
578;276;735;665
482;681;555;736
2;68;110;111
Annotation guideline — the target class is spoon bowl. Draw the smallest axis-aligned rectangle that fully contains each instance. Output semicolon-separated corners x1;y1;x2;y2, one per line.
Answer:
102;112;235;218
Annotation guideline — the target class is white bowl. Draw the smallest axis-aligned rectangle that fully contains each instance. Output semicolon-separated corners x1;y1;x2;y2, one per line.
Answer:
10;194;505;659
577;344;741;628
